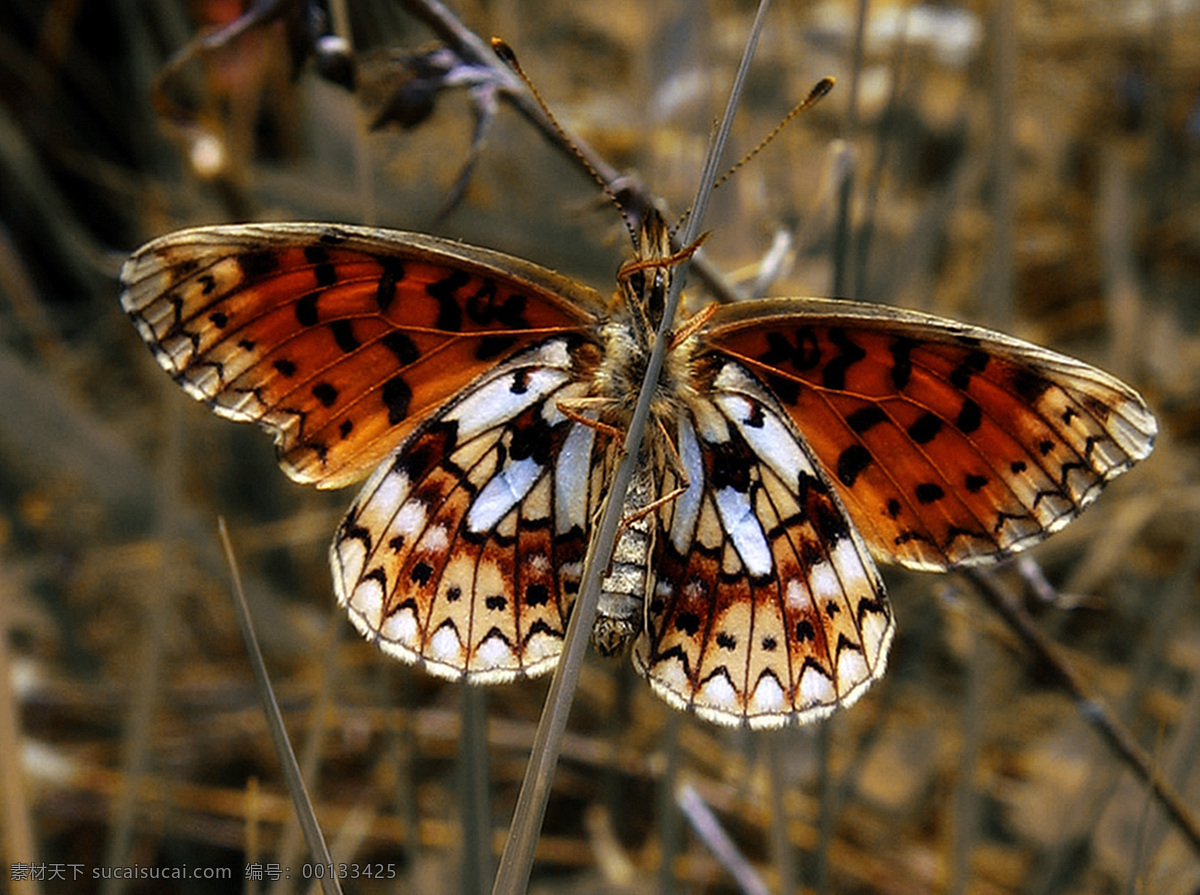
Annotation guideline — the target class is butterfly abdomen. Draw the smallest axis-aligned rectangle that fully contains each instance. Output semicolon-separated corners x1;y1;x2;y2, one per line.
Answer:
592;463;657;656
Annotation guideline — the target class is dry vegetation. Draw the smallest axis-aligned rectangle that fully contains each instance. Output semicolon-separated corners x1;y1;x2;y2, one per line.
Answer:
0;0;1198;892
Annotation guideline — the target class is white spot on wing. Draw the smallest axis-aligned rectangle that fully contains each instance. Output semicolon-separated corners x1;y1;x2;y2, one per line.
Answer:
555;422;595;534
715;487;772;576
333;537;367;591
697;673;739;714
446;343;571;441
476;634;516;668
429;624;464;664
749;674;785;716
372;468;410;514
861;604;892;668
393;500;427;539
523;630;562;668
418;524;449;553
380;604;418;646
799;663;836;707
830;537;868;581
807;561;841;605
836;647;869;696
346;572;384;621
672;415;704;553
785;578;812;611
715;392;814;485
468;457;543;532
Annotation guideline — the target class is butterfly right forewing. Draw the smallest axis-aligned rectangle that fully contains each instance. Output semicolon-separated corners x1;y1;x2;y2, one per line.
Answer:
703;298;1157;571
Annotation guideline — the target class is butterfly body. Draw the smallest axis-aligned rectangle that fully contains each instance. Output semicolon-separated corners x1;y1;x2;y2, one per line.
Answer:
121;216;1156;728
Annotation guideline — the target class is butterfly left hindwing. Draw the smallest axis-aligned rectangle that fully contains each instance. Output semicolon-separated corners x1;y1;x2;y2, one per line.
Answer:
332;336;614;681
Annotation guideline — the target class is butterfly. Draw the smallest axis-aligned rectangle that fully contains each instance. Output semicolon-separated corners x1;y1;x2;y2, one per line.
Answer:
120;213;1156;728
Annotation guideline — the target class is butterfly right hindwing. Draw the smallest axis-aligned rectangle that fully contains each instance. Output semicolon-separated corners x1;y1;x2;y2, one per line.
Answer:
636;358;894;729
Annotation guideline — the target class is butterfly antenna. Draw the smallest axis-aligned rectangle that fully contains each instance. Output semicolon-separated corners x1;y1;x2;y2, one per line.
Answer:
668;78;834;238
715;76;835;190
667;74;835;237
491;38;642;245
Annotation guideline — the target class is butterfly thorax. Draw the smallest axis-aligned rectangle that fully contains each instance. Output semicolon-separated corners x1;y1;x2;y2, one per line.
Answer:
590;212;701;428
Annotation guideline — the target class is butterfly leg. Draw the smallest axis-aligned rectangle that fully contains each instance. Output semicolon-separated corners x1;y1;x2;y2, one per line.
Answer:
555;397;624;440
609;420;691;545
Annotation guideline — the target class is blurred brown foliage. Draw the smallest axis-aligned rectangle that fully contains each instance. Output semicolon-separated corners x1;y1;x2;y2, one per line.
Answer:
0;0;1197;892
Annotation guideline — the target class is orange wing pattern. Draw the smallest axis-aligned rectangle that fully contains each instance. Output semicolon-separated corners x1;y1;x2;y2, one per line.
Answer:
703;298;1157;570
120;223;605;488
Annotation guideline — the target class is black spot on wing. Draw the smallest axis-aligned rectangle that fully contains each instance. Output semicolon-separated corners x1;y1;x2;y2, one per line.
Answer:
525;583;550;606
296;293;319;327
889;337;915;390
427;270;469;331
949;350;989;390
915;483;945;503
304;246;336;288
822;328;867;391
330;319;359;353
382;331;420;365
312;382;338;407
382;376;413;424
847;406;888;434
836;444;873;487
239;250;279;279
956;399;982;434
1011;367;1053;403
375;257;404;312
675;611;701;636
907;413;943;444
758;328;821;371
476;334;518;360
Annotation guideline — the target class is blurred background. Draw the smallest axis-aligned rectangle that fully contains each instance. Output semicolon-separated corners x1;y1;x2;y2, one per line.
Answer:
0;0;1197;892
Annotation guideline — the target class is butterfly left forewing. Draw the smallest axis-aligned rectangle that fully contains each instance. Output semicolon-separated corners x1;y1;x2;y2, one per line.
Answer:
636;360;893;728
120;223;605;488
703;298;1156;571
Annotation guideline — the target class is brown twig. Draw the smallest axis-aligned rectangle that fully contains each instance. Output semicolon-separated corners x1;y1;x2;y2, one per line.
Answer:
966;567;1200;856
399;0;744;304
